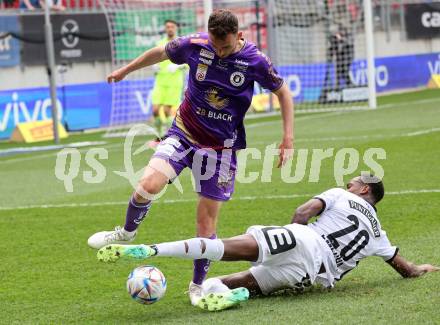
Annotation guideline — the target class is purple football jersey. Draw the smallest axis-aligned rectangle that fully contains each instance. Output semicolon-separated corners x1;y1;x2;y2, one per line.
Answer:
165;32;284;149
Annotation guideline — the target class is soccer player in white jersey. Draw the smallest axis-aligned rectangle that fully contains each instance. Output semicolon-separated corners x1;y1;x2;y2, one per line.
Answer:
97;175;439;311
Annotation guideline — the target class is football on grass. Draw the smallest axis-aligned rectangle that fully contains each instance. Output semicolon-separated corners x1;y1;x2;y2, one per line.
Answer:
127;265;167;305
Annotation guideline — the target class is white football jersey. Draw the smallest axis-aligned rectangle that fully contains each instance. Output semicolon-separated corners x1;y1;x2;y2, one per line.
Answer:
308;188;398;282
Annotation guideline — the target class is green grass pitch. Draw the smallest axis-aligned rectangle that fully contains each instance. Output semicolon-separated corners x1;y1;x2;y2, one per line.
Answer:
0;89;439;324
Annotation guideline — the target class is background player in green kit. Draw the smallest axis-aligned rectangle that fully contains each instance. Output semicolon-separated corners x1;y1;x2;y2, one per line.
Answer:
151;20;187;144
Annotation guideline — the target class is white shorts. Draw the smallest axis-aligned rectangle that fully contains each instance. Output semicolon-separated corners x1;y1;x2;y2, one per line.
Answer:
246;224;333;295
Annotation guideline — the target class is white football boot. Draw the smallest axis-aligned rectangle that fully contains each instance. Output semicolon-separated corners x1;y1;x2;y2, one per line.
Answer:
87;226;136;249
188;281;203;306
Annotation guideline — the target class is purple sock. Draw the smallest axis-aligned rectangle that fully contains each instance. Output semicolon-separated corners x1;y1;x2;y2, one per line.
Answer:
124;196;152;232
192;233;217;285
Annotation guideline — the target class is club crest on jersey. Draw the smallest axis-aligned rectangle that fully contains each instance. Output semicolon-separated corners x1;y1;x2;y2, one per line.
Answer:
200;49;215;59
196;63;208;81
205;87;229;110
230;71;245;87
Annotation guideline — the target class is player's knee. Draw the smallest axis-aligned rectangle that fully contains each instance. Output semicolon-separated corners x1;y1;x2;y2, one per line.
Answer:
132;191;147;203
138;175;164;196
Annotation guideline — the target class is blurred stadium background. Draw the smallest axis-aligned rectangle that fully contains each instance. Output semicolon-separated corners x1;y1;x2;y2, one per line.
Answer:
1;0;439;142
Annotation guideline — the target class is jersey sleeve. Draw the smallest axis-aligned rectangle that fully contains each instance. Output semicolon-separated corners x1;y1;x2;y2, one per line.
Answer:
253;51;284;92
373;230;399;261
164;36;194;65
313;188;345;213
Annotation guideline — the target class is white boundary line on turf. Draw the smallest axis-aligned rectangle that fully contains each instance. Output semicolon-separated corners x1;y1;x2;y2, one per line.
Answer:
1;124;438;165
0;188;439;211
1;95;439;165
0;140;138;165
405;127;440;137
246;96;440;120
247;126;440;145
247;111;344;129
0;141;107;157
0;113;342;164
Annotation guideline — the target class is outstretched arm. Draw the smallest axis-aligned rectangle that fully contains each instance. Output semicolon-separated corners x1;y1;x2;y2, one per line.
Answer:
387;253;439;278
107;46;169;83
291;198;325;225
273;83;294;167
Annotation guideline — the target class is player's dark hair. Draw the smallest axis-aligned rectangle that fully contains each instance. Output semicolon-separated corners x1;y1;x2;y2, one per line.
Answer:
360;174;385;204
165;19;178;27
208;9;239;40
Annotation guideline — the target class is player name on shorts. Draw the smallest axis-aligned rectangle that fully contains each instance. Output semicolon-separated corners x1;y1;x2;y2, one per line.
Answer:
196;107;233;122
348;200;380;237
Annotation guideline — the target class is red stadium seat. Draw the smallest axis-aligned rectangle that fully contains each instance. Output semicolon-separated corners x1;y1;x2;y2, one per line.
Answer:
1;0;19;8
62;0;96;9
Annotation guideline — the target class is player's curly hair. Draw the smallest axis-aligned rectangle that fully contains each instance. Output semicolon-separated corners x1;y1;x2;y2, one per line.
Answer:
208;9;239;40
360;174;384;204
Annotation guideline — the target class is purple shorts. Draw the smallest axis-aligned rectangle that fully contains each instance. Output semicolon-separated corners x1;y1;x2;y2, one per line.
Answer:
153;135;237;201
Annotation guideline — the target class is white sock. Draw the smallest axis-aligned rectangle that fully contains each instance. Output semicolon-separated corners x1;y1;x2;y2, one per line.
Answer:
122;229;136;237
202;278;230;295
154;238;224;261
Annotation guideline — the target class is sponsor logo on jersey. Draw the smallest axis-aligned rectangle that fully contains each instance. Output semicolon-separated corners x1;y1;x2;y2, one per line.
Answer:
200;49;215;59
216;59;228;71
234;59;249;71
205;88;229;110
198;57;212;66
191;38;209;44
234;59;249;66
230;71;245;87
196;107;233;122
348;200;380;237
196;63;208;81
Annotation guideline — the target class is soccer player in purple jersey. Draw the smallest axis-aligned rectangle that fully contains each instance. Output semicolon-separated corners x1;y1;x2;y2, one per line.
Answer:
88;9;294;304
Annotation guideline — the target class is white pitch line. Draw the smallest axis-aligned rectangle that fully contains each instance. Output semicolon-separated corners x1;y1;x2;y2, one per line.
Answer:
0;152;59;164
1;103;438;165
248;126;440;145
405;127;440;137
0;140;142;165
0;124;437;165
0;188;439;211
387;189;440;195
246;111;343;129
248;134;386;146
